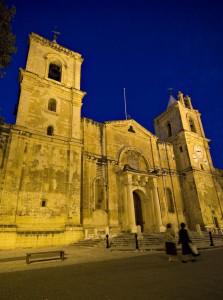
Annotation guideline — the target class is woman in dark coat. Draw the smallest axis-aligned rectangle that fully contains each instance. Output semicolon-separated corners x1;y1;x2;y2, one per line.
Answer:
178;222;195;263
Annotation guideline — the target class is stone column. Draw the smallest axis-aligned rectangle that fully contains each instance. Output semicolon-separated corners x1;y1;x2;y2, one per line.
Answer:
152;178;163;232
123;184;129;227
126;174;137;232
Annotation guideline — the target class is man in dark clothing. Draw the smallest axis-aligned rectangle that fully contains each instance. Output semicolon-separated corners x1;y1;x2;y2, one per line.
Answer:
178;222;197;263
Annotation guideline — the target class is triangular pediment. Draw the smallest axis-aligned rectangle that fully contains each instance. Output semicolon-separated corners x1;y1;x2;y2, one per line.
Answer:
104;119;157;140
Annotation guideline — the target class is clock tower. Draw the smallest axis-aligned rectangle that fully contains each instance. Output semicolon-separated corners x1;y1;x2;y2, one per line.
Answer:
153;92;223;230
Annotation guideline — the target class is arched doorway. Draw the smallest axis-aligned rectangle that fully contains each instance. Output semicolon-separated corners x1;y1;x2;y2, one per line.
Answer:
133;191;144;232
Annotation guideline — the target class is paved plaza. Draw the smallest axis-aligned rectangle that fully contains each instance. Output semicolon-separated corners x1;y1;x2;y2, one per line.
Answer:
0;245;223;299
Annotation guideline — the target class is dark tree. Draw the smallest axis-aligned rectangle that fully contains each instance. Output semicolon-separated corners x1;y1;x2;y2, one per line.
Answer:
0;0;17;78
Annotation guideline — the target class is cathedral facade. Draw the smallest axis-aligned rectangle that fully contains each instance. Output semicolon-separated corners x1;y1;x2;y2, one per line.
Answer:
0;33;222;249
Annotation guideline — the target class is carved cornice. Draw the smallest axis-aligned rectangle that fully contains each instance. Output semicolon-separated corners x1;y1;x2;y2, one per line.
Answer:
82;118;103;127
30;32;83;61
83;152;116;164
20;69;86;97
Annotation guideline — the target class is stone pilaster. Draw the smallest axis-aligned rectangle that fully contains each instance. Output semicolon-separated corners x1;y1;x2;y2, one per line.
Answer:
151;178;165;232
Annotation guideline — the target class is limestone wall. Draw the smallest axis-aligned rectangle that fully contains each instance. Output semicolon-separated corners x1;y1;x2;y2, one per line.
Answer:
0;227;83;250
194;172;223;229
0;124;82;241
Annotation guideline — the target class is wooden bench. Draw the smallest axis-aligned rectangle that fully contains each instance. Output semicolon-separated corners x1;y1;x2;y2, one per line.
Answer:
26;250;65;264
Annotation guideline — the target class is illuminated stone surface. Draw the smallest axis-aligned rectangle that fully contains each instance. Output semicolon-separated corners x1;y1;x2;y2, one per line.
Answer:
0;33;222;249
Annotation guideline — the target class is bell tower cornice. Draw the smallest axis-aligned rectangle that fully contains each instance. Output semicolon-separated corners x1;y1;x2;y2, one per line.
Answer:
30;32;83;62
19;69;86;97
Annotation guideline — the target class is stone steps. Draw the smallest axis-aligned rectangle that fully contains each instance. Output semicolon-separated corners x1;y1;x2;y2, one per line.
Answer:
72;239;105;248
73;231;223;251
109;233;163;250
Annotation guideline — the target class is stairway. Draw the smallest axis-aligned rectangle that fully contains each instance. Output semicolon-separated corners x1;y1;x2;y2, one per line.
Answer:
73;232;165;251
190;231;223;246
72;238;106;248
72;231;223;251
109;233;164;251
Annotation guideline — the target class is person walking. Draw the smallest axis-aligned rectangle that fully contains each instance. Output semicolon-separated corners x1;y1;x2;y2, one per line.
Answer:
178;222;196;263
164;223;178;262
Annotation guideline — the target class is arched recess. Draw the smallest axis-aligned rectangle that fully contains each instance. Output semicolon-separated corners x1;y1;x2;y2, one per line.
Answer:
47;125;54;136
166;188;175;213
117;146;150;172
132;188;154;233
167;122;172;137
93;177;107;210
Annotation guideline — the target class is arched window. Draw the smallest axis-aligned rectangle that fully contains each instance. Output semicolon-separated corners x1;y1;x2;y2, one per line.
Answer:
48;63;62;82
189;118;196;133
48;99;57;112
167;122;172;137
94;178;106;210
47;126;54;136
166;188;175;213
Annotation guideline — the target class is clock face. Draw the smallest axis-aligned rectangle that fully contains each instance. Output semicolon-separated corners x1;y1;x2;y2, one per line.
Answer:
194;145;203;158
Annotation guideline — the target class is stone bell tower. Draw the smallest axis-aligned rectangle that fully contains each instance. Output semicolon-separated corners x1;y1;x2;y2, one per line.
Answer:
16;32;85;139
153;92;223;230
0;33;86;248
153;91;213;172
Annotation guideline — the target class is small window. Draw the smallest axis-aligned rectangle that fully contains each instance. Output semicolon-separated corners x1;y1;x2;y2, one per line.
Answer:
179;146;183;153
47;126;54;136
41;200;46;207
167;122;172;137
48;63;61;82
48;99;57;112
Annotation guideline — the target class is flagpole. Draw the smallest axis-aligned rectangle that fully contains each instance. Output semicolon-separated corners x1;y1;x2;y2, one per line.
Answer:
123;88;127;120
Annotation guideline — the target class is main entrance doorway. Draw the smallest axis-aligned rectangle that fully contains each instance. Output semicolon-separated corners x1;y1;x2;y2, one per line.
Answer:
133;191;144;232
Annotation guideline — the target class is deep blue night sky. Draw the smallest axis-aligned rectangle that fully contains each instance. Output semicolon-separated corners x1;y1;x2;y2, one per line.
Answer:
0;0;222;168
